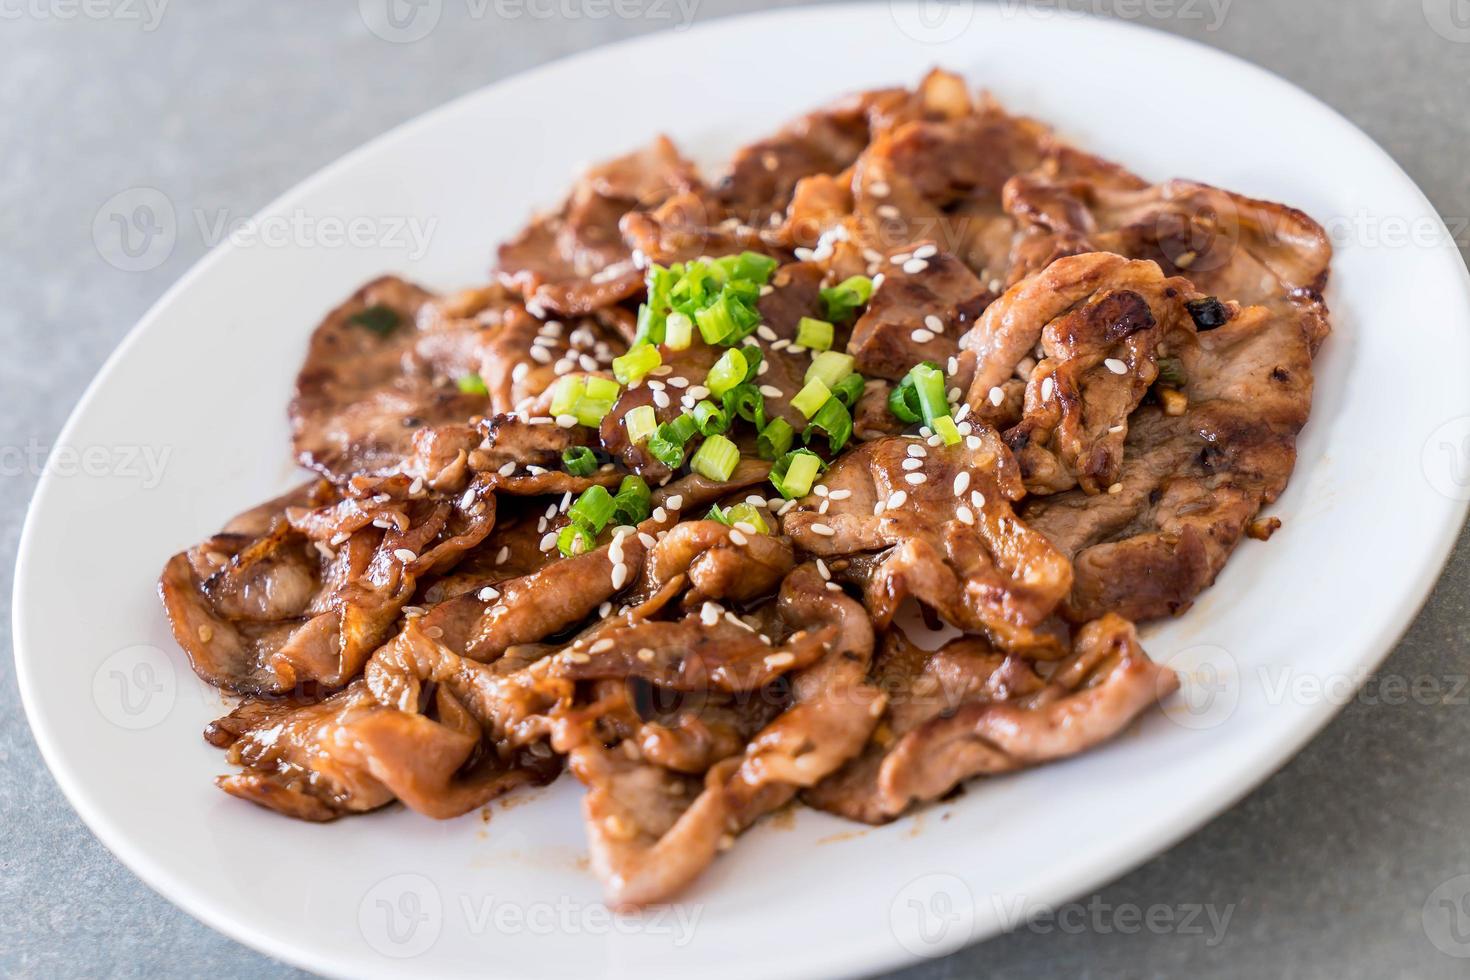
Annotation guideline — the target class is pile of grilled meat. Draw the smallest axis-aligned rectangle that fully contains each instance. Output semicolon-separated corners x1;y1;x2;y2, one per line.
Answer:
159;70;1330;906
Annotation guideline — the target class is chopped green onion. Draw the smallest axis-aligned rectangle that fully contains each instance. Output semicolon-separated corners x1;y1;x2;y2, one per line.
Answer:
806;351;856;389
819;275;874;322
770;449;825;499
695;294;741;345
706;348;748;398
456;373;488;395
726;502;770;534
715;251;778;284
569;485;615;533
612;475;652;525
550;377;585;418
690;434;740;482
557;523;596;557
831;372;866;408
647;414;697;468
665;311;693;350
562;446;596;476
931;414;962;446
693;400;729;436
706;503;731;525
721;383;767;431
612;344;662;385
737;345;763;381
888;380;922;424
757;417;795;460
791;378;832;419
804;398;853;453
573;376;622;427
349;304;401;337
795;316;834;351
908;363;949;425
624;404;658;446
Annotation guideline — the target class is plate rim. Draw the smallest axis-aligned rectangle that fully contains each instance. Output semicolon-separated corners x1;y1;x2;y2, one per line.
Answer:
14;4;1470;978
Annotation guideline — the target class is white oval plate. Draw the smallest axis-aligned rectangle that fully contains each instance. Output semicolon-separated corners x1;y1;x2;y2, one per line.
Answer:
16;5;1470;979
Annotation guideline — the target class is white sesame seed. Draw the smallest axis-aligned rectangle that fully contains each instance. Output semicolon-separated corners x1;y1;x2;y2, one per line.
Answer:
873;500;887;516
764;652;796;670
907;444;927;458
652;364;673;376
970;490;986;509
1040;377;1055;401
956;505;976;525
688;385;710;400
905;472;927;485
589;638;615;654
872;273;885;289
902;458;924;471
810;523;836;536
927;435;942;447
638;532;657;548
599;601;613;617
818;499;830;514
653;389;671;409
829;488;852;500
770;339;791;351
924;314;944;332
877;205;900;220
498;461;516;477
666;494;684;511
1108;482;1124;494
701;602;721;626
891;252;911;265
1104;358;1128;375
825;581;843;593
1109;424;1126;433
966;435;982;450
555;414;577;428
988;386;1005;407
913;244;938;259
636;648;655;662
757;361;769;376
667;375;689;388
759;384;783;398
459;488;476;508
530;346;552;364
816;559;831;580
537;516;548;533
495;545;510;564
393;548;417;563
734;521;758;534
955;403;972;423
611;563;629;589
869;180;890;197
476;586;500;602
903;258;928;275
539;532;557;551
728;529;748;546
911;328;935;343
888;490;908;509
511;362;530;383
814;484;829;497
778;499;797;516
757;325;778;342
954;472;971;495
652;506;668;523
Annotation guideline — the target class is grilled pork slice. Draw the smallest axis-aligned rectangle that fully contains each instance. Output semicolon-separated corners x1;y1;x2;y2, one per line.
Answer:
807;614;1177;822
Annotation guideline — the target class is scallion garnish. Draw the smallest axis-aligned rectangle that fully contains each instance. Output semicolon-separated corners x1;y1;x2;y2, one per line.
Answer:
725;502;770;534
557;523;596;558
693;400;729;436
611;475;652;525
770;449;825;499
646;414;698;468
804;397;853;453
706;503;731;525
562;446;597;476
908;363;949;425
791;378;832;419
721;383;767;431
757;417;795;460
706;348;748;397
831;371;866;409
819;275;874;322
624;404;658;446
612;344;662;386
931;414;962;446
795;316;835;352
805;350;856;390
456;373;488;395
690;434;740;482
569;485;616;533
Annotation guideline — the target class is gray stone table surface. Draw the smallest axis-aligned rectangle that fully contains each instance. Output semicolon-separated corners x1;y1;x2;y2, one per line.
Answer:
2;1;1468;976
